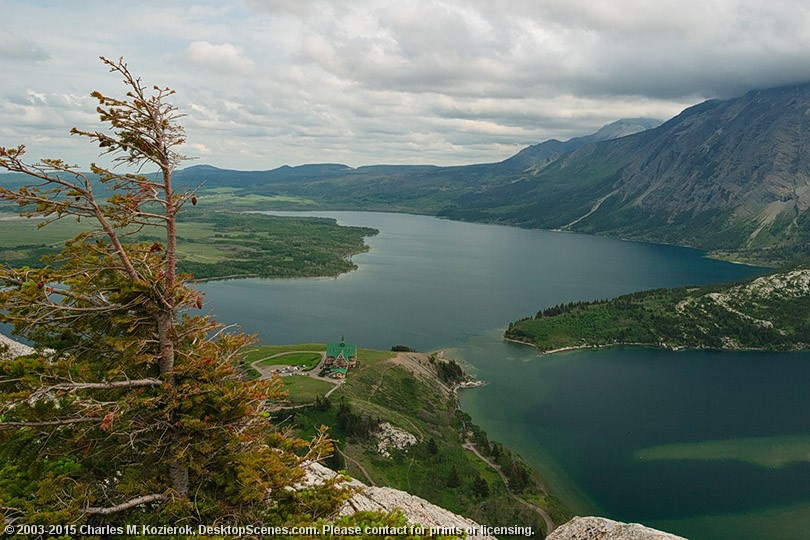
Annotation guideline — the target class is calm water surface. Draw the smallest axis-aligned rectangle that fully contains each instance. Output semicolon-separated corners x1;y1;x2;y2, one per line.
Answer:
198;212;809;540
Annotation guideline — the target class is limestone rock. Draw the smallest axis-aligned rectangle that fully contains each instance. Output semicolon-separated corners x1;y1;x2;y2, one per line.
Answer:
305;462;496;539
0;333;34;359
374;421;417;458
547;517;687;540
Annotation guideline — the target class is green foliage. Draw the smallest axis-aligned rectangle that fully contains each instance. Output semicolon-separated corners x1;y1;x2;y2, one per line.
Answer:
446;465;461;488
426;437;439;455
470;475;490;498
0;211;376;280
0;57;347;530
335;399;379;440
507;265;810;352
436;359;464;385
288;348;561;538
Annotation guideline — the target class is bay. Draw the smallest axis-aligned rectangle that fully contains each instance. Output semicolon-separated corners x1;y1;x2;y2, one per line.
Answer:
198;211;761;350
197;211;808;540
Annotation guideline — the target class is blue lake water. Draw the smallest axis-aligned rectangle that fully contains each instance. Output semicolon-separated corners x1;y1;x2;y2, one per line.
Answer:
197;211;809;540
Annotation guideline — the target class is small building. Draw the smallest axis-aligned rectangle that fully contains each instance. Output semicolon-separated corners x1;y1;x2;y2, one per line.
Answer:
328;366;348;380
324;336;357;378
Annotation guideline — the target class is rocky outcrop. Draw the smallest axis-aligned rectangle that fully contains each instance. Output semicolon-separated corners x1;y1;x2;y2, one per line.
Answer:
0;333;33;359
305;462;497;539
374;421;417;458
547;517;687;540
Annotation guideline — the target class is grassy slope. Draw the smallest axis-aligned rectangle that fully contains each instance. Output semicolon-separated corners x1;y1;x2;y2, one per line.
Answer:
0;211;376;280
506;267;810;353
277;347;572;538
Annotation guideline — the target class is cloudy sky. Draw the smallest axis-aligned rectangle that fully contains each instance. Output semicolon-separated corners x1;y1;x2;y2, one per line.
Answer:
2;0;810;170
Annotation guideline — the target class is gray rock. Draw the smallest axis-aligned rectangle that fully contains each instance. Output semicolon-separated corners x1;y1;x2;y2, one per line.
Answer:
0;333;34;359
305;462;497;539
547;517;687;540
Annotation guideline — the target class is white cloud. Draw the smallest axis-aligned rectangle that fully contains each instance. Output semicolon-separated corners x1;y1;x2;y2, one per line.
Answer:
190;142;212;155
183;41;255;74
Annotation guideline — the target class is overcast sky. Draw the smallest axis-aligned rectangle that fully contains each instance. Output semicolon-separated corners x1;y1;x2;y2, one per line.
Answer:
2;0;810;170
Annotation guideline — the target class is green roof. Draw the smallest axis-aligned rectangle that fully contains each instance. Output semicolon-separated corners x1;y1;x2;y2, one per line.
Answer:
326;337;356;358
329;366;348;375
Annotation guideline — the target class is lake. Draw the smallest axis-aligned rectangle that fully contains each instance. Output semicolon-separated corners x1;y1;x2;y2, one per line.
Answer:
198;211;809;540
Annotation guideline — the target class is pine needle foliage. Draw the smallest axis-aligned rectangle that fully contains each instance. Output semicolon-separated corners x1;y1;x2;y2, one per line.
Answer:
0;57;346;528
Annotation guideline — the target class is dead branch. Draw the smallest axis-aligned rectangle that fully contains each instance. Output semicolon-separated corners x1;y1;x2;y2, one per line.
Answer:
83;493;169;515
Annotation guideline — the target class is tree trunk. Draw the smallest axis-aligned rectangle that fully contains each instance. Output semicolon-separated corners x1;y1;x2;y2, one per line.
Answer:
169;459;189;497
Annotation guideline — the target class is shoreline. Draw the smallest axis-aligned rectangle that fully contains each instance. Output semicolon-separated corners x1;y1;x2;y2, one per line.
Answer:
503;336;664;355
502;336;803;356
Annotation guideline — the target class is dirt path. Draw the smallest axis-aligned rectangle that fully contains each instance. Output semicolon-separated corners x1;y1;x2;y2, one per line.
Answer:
463;441;555;535
324;380;344;398
337;446;376;487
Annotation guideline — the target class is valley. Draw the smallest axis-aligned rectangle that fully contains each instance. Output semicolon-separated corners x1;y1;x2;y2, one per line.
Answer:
171;83;810;266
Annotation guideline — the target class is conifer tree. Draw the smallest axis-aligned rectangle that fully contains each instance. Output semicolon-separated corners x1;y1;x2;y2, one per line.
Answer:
0;57;340;526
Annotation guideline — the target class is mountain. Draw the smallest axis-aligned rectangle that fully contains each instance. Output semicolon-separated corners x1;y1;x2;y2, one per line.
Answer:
442;84;810;263
18;83;810;265
175;119;657;189
170;118;661;214
500;118;661;172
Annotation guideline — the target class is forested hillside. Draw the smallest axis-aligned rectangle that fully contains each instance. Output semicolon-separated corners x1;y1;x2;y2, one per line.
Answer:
505;266;810;353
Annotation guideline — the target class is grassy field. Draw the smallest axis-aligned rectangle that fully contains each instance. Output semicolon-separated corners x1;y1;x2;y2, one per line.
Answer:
0;212;377;280
282;376;337;404
242;343;325;363
195;187;319;209
259;352;322;369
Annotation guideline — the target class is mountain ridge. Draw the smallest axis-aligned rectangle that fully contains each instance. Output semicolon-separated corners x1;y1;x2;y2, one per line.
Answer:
440;83;810;263
14;82;810;264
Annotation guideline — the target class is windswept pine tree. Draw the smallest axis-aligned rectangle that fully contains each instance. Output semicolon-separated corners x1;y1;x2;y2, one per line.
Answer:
0;57;347;528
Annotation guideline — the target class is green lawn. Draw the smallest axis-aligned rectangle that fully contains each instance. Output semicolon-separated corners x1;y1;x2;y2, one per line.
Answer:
356;348;397;364
260;352;322;369
282;376;336;404
242;343;324;364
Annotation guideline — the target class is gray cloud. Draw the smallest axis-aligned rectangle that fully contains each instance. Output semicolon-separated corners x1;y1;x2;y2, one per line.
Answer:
0;33;50;61
1;0;809;169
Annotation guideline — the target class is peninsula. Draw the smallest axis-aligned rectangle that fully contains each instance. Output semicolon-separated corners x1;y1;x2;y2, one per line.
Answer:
505;266;810;353
0;209;377;281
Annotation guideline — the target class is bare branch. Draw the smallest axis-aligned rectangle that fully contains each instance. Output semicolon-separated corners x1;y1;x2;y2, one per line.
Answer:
0;418;99;430
43;379;163;392
83;493;169;515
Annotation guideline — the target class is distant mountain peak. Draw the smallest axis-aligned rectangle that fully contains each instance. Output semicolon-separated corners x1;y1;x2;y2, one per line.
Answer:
590;118;662;141
501;117;662;171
